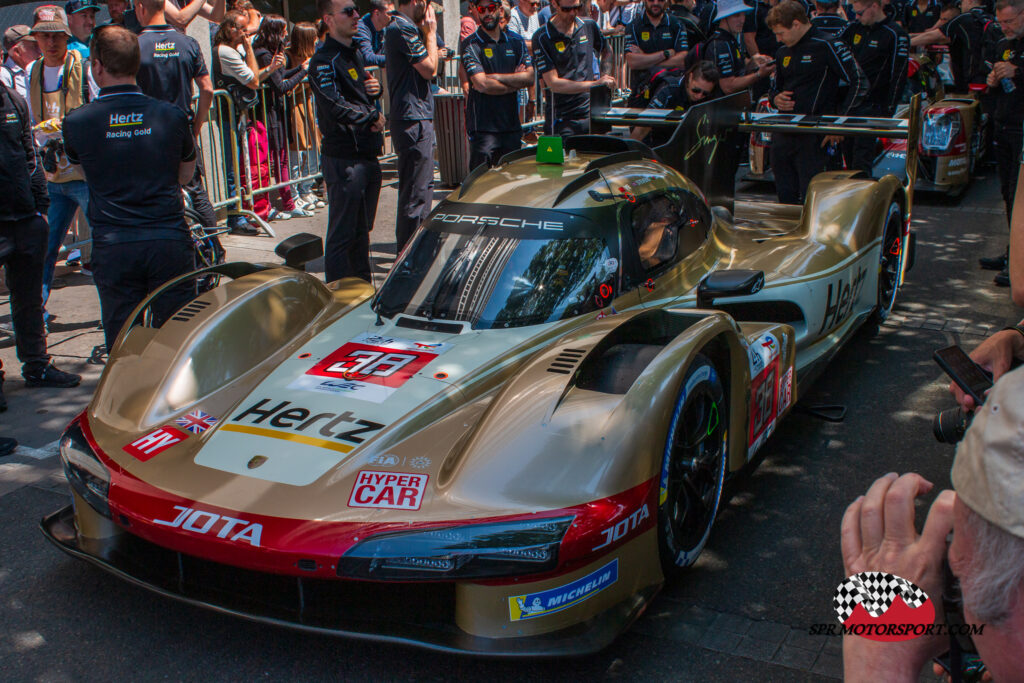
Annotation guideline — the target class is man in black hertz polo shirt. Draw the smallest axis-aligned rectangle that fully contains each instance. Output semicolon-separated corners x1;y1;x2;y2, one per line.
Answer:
623;0;689;107
63;25;198;352
134;0;216;228
385;0;439;253
840;0;908;172
532;0;615;136
461;0;535;168
767;1;867;204
309;0;385;283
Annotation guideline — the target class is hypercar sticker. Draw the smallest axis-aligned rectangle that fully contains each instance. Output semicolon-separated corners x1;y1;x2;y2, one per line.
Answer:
289;333;452;403
152;505;263;546
123;426;188;461
348;470;428;510
176;409;218;434
508;560;618;621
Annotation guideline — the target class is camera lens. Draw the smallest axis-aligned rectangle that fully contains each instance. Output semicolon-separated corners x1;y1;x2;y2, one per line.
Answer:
933;407;972;444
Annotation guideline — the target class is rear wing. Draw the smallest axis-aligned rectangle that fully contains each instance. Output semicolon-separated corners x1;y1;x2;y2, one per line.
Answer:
590;88;923;215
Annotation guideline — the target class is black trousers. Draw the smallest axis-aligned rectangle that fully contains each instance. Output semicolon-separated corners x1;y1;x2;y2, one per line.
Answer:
844;104;889;174
469;131;521;170
0;214;49;379
994;121;1024;227
553;116;589;138
771;133;826;204
184;147;216;228
392;119;434;253
91;239;196;352
322;154;381;283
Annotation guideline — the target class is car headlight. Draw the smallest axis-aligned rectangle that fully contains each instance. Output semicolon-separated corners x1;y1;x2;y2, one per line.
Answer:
60;422;111;518
337;516;574;580
921;109;962;154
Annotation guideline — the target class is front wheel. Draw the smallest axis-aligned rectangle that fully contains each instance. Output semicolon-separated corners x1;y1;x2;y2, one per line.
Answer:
657;354;728;578
870;200;904;326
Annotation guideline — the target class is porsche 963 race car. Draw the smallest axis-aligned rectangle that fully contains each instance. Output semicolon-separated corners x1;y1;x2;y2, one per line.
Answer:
41;92;921;656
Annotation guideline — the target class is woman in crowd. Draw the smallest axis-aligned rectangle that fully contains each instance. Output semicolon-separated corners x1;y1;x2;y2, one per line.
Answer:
253;14;312;219
285;21;324;210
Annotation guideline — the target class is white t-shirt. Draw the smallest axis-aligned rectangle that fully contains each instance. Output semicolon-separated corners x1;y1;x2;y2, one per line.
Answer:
217;43;255;85
509;6;541;42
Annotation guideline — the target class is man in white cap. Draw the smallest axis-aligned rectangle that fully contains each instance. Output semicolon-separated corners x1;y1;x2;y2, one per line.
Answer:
1;26;40;98
840;368;1024;681
701;0;775;93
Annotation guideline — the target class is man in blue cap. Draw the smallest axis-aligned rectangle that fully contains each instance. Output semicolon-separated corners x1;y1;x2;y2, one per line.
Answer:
65;0;99;59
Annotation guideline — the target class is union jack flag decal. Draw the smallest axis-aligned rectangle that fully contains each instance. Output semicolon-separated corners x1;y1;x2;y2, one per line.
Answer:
176;410;218;434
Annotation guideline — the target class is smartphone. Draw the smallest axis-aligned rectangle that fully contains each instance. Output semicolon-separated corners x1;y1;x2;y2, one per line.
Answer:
934;345;993;406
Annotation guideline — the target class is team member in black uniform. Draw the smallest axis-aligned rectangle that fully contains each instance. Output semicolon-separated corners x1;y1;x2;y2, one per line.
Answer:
768;0;867;203
669;0;710;46
0;83;81;415
62;25;198;351
385;0;438;252
744;0;780;59
981;0;1024;284
461;0;534;168
623;0;689;104
841;0;908;171
309;0;385;282
811;0;850;35
134;0;216;227
704;0;776;93
532;0;615;136
910;1;986;92
629;59;720;144
901;0;941;31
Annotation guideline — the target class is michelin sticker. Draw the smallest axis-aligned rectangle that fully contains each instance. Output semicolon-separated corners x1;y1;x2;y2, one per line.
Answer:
289;333;452;403
508;560;618;621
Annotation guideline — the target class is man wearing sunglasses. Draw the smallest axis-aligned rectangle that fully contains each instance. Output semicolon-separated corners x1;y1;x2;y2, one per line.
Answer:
839;0;908;173
623;0;689;105
385;0;440;251
461;0;535;167
629;59;719;145
533;0;616;135
309;0;386;282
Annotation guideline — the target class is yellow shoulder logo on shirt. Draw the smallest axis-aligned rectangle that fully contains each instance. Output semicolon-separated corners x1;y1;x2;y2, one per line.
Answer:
912;8;918;15
853;34;862;44
484;47;494;57
348;68;359;80
1004;49;1013;60
555;41;566;52
641;31;650;41
783;55;791;67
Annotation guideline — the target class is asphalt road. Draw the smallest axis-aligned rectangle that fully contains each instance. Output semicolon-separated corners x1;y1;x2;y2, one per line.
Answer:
1;164;1020;682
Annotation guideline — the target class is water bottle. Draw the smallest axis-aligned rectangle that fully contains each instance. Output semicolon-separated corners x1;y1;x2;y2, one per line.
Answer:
1002;77;1016;93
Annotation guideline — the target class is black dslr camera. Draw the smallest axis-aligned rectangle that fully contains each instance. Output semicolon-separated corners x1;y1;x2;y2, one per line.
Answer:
932;346;993;443
40;137;66;174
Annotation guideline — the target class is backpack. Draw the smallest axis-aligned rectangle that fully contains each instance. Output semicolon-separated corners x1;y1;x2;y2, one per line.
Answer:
628;66;685;108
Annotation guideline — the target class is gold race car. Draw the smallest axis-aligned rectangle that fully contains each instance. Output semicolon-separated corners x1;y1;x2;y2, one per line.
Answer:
42;93;920;656
748;56;984;196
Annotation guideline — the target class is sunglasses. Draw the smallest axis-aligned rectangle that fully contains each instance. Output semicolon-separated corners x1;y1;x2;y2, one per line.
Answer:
559;3;583;11
476;2;499;12
337;6;359;16
689;85;711;96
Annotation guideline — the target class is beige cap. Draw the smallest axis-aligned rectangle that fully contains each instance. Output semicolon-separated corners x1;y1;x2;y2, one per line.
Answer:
952;365;1024;540
3;25;36;50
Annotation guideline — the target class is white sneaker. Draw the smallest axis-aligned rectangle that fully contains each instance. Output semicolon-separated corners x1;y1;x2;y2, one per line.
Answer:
303;194;326;209
269;209;292;221
290;207;314;218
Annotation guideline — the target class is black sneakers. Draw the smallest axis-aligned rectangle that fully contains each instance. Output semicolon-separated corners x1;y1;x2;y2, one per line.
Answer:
0;437;16;456
979;250;1008;271
994;269;1011;287
23;363;82;388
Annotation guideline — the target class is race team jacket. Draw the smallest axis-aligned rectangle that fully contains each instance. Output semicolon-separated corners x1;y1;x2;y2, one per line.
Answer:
307;34;383;159
991;35;1024;127
0;84;47;222
702;27;746;79
810;14;849;38
940;10;987;92
769;26;868;117
840;17;908;114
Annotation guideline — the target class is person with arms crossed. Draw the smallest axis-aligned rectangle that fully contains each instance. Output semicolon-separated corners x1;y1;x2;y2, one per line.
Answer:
134;0;217;229
532;0;615;136
623;0;689;106
309;0;385;282
63;25;199;353
839;0;908;172
768;0;867;203
461;0;535;167
385;0;439;252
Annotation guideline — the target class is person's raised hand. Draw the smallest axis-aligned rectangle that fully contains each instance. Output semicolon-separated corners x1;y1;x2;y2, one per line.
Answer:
949;329;1022;411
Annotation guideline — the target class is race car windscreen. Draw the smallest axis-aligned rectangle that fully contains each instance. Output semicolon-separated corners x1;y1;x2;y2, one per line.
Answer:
374;208;615;329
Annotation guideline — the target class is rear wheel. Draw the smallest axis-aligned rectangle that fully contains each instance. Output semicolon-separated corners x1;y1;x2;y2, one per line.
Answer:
870;200;904;326
657;354;728;578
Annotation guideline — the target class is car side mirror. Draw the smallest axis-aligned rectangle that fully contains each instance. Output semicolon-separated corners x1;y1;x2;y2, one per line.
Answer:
275;233;323;271
697;269;765;309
